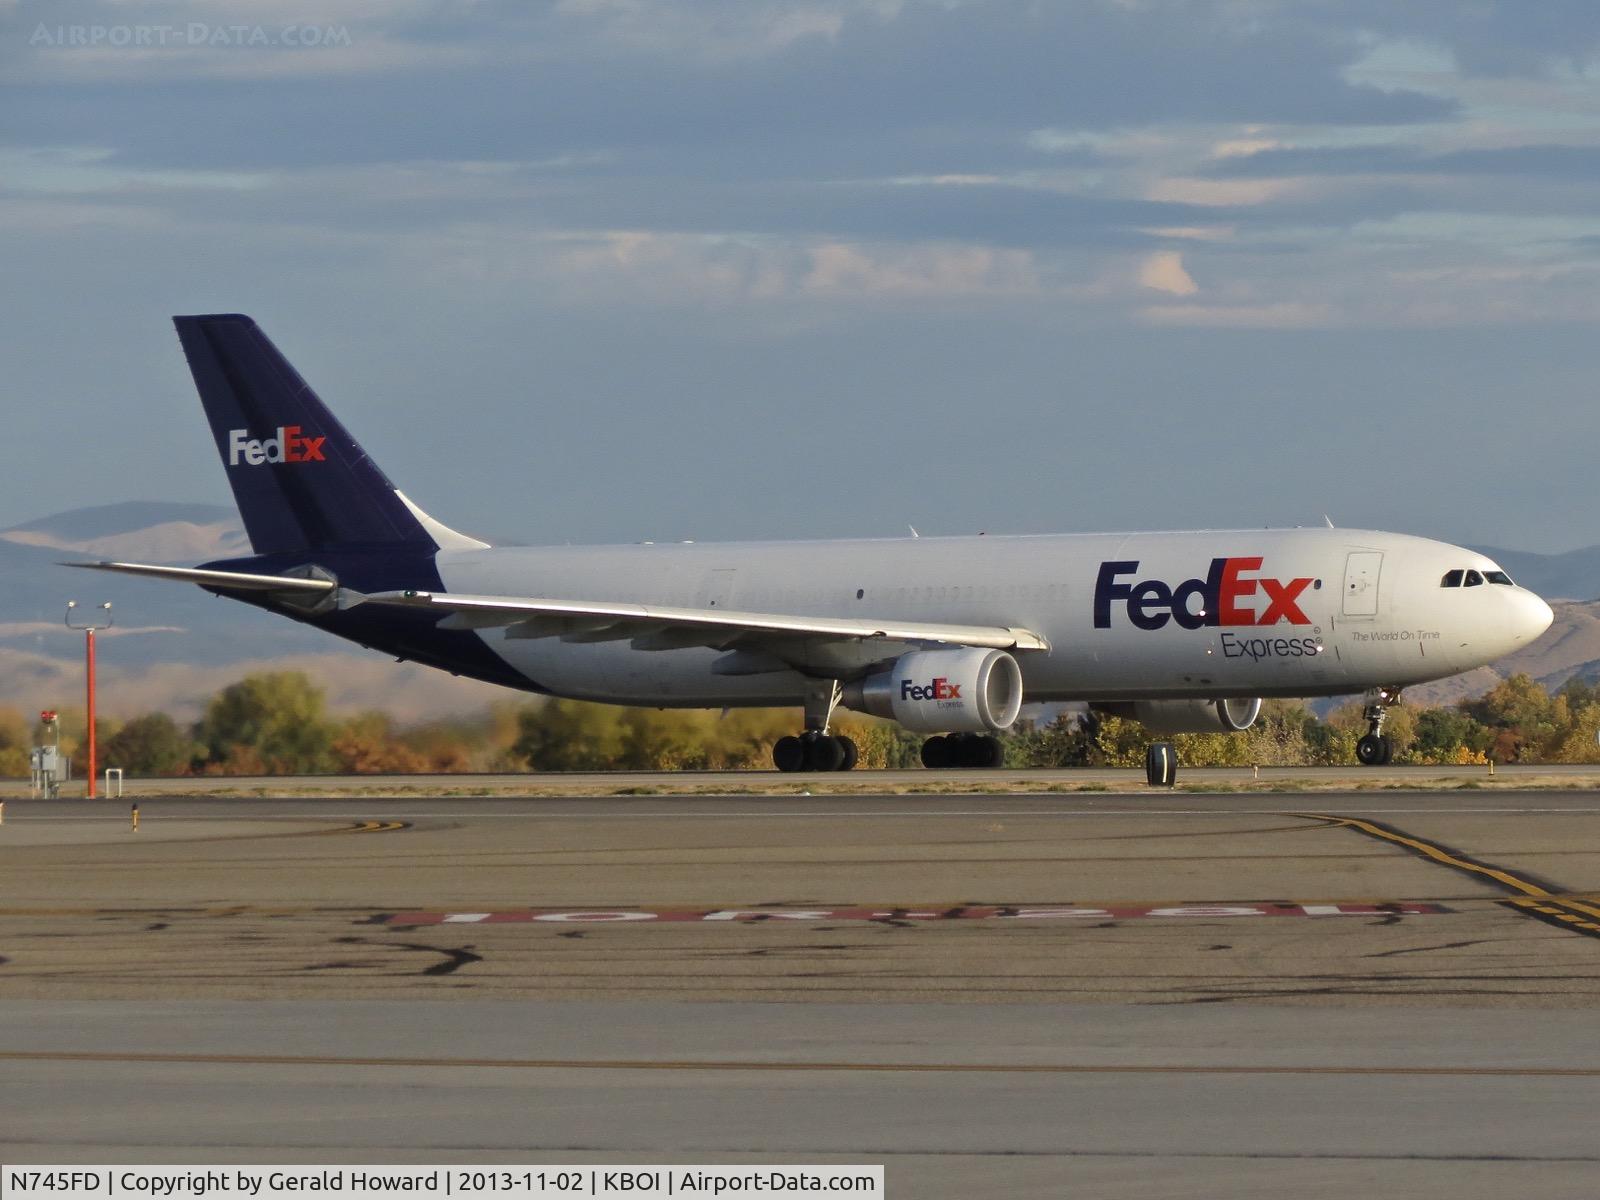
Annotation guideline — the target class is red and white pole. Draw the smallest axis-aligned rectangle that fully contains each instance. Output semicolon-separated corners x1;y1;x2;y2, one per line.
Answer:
85;626;97;799
66;601;112;799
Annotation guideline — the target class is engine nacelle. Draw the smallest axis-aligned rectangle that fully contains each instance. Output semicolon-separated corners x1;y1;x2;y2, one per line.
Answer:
844;648;1024;734
1102;697;1263;735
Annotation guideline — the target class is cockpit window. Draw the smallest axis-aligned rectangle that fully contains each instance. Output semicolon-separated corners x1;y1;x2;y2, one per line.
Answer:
1464;569;1484;587
1485;570;1514;586
1441;569;1464;588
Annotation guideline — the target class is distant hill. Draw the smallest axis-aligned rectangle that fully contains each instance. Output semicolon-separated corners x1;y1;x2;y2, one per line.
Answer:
0;502;505;719
4;501;237;540
1;500;249;564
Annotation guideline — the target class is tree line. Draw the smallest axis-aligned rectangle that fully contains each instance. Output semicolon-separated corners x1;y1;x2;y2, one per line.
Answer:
3;670;1600;776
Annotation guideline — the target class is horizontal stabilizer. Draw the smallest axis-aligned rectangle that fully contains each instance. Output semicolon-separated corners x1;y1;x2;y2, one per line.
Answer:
65;560;337;594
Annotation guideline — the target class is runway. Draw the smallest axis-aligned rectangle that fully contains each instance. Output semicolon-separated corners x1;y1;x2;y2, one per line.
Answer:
10;761;1600;796
5;790;1600;1195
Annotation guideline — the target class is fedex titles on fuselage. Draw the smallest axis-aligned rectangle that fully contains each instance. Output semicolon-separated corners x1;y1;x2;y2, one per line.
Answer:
1094;557;1315;631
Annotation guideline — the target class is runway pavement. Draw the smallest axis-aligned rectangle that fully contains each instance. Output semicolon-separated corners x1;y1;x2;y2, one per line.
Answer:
5;790;1600;1195
9;762;1600;796
7;999;1600;1198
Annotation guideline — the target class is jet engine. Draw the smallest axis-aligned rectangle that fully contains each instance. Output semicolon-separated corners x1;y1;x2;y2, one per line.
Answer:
1100;698;1263;735
844;648;1024;734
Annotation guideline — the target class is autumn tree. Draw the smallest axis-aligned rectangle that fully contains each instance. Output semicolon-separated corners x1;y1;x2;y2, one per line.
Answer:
195;671;334;773
102;712;195;775
1460;674;1558;761
0;707;31;777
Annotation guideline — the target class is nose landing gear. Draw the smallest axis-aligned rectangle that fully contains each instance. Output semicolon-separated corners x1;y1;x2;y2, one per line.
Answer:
1355;687;1401;766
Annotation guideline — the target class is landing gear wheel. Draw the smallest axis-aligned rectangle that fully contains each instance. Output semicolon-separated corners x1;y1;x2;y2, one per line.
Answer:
1356;688;1401;767
920;735;953;769
921;733;1004;769
1145;740;1177;787
773;735;806;773
956;733;1005;769
835;735;858;771
804;733;846;772
1356;733;1393;766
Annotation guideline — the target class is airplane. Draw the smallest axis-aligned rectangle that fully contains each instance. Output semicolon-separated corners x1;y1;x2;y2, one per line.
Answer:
73;314;1555;778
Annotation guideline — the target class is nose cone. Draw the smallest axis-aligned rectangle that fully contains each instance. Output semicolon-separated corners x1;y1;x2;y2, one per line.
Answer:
1512;589;1555;645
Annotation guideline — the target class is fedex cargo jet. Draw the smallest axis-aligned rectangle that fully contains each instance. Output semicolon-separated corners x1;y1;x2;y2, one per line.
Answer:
75;315;1554;775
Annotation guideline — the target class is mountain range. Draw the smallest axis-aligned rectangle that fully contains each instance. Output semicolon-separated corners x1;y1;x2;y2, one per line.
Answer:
0;502;508;721
3;502;1598;721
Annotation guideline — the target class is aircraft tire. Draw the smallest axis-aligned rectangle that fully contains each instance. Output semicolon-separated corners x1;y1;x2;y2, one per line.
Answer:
974;734;1005;769
835;735;859;771
805;734;846;772
952;733;1004;768
920;735;953;769
1145;740;1177;787
1355;734;1391;767
773;735;806;773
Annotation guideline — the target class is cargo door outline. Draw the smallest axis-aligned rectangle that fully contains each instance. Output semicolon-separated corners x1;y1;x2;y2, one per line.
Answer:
1342;552;1382;618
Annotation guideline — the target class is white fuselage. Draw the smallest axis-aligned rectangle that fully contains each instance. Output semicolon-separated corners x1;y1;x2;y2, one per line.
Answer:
434;527;1552;709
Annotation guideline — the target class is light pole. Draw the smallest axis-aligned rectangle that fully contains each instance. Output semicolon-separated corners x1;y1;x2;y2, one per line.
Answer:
65;601;112;798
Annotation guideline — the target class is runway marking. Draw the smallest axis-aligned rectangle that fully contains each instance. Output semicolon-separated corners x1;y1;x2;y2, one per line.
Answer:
1505;898;1600;935
1312;813;1600;939
3;1047;1598;1077
1309;814;1554;896
384;902;1449;925
320;820;409;834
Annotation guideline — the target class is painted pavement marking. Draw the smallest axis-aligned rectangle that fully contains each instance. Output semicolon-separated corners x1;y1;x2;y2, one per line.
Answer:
384;902;1448;926
4;1048;1592;1077
1310;812;1600;939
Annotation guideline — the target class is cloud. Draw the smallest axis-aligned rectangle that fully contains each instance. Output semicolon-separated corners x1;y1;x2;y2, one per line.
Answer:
9;0;1600;553
800;240;1039;298
1139;301;1334;329
1328;1;1600;78
1137;251;1198;296
1205;142;1600;181
1145;176;1301;208
0;0;1454;173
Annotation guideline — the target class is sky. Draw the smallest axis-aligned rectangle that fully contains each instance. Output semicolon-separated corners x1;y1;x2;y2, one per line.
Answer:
5;1;1600;552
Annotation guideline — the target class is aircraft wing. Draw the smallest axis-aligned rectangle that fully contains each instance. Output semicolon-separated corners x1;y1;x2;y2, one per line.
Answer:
360;588;1050;670
61;562;1049;676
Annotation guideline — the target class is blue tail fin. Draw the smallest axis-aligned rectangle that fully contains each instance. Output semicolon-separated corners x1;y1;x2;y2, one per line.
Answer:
174;314;483;556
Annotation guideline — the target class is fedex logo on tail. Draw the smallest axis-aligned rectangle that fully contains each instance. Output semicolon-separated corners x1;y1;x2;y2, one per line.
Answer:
902;677;961;702
228;426;326;466
1094;558;1315;631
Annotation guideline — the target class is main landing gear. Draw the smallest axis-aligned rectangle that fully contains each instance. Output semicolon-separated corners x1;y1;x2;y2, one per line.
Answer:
920;732;1005;769
1355;687;1401;766
773;731;859;773
773;680;858;773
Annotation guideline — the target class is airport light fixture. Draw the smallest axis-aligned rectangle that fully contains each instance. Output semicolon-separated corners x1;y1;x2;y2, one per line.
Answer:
64;600;112;798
